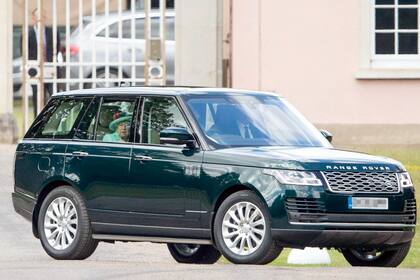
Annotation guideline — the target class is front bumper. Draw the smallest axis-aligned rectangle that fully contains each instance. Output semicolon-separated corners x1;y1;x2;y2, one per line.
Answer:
272;228;415;248
267;183;416;248
12;191;36;222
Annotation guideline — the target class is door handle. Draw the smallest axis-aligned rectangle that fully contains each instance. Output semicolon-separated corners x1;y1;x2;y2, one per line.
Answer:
72;151;89;157
133;155;153;161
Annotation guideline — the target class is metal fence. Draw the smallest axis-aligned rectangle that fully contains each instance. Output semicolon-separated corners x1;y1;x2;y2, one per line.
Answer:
20;0;170;130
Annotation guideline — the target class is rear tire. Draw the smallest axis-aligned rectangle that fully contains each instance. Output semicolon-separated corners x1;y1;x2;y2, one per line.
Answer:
38;186;98;260
342;242;411;267
213;190;283;264
167;244;221;264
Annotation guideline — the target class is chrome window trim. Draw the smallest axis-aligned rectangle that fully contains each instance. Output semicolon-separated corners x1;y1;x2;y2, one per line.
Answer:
20;139;132;149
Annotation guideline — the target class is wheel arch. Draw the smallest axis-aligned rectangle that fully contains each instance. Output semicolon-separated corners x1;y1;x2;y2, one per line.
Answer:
32;178;78;238
210;184;268;243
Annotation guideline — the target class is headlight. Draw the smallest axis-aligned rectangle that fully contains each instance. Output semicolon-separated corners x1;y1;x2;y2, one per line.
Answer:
398;172;413;188
263;169;323;186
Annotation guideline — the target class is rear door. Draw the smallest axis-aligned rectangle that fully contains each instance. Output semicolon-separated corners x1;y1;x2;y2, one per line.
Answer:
15;97;91;197
64;96;138;225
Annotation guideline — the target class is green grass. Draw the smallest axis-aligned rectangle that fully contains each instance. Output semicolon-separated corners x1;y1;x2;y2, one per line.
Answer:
270;145;420;268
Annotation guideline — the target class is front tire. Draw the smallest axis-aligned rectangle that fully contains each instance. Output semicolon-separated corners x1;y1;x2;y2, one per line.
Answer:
341;242;412;267
213;190;283;264
38;186;98;260
167;244;221;264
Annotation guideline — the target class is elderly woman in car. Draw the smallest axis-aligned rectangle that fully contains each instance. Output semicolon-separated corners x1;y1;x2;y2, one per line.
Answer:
103;112;132;142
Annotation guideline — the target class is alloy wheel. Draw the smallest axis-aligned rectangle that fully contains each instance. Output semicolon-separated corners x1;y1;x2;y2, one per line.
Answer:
43;197;78;250
221;201;266;256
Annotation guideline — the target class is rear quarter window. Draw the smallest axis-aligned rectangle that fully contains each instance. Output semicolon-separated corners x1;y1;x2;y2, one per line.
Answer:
26;97;92;139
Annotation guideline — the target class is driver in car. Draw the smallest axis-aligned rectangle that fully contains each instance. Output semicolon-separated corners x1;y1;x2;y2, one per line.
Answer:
103;112;132;142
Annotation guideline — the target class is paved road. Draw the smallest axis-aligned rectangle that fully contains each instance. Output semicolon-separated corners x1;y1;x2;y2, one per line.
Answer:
0;144;419;280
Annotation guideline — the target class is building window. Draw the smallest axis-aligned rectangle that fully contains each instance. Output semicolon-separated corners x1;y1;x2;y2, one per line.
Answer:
372;0;420;68
375;0;418;55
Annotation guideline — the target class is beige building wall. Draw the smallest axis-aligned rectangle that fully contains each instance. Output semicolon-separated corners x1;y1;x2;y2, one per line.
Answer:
231;0;420;125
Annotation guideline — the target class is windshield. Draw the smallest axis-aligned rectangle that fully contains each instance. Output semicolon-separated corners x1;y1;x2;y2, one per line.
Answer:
184;94;331;149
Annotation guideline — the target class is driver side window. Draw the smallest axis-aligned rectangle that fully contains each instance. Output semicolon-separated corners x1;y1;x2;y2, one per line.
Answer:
141;97;188;145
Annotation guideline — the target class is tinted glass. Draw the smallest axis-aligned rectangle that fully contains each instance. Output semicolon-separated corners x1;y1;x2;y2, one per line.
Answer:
122;19;133;38
97;22;119;38
150;17;175;40
185;95;331;148
376;0;395;4
95;99;136;143
74;98;100;140
24;98;61;138
133;17;175;40
39;98;90;138
399;0;418;4
399;8;418;29
99;17;174;40
141;97;188;145
399;32;418;53
376;33;395;54
122;18;143;39
376;9;395;29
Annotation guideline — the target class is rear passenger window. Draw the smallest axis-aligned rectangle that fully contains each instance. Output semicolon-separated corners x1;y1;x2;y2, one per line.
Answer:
37;98;90;139
25;98;61;138
95;99;137;143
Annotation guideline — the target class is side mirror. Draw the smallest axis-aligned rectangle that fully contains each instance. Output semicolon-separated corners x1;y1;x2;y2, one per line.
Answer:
320;129;333;143
160;127;197;149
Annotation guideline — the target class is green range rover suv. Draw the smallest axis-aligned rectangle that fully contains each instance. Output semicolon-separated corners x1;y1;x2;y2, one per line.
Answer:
12;87;416;266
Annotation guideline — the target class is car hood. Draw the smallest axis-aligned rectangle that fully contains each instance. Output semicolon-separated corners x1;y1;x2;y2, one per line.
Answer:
203;146;405;172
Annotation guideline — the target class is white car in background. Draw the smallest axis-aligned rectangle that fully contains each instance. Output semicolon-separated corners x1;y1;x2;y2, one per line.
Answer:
69;10;175;88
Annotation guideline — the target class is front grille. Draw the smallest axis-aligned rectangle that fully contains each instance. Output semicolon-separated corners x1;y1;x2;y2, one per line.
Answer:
322;171;399;193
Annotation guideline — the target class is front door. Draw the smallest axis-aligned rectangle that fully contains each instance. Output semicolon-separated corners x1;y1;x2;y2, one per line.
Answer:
128;96;203;230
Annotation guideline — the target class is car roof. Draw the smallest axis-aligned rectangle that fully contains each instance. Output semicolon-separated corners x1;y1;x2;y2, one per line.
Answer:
52;87;280;98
